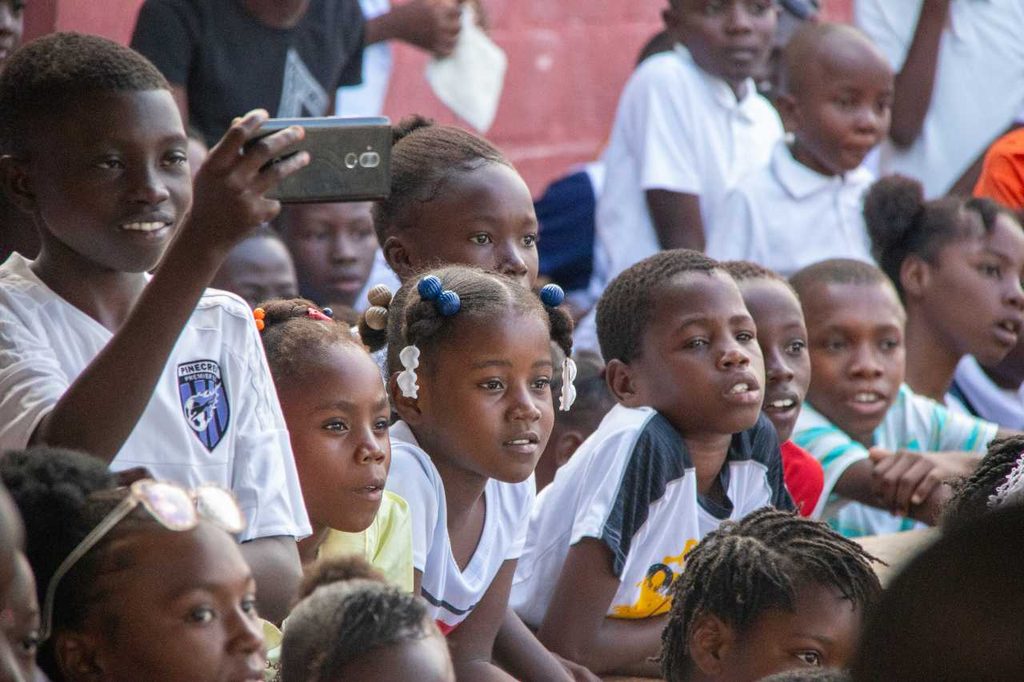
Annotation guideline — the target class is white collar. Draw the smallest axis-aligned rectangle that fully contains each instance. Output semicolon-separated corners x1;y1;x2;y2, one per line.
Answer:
771;141;873;200
673;43;760;120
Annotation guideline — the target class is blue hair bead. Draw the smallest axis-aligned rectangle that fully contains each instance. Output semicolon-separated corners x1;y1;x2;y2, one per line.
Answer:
436;290;461;317
540;283;566;308
321;307;334;319
418;275;443;301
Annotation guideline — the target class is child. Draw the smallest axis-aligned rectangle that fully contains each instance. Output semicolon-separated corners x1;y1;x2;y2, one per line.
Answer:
851;505;1024;681
5;552;39;682
708;24;893;277
281;576;454;682
722;261;823;516
0;33;310;622
864;175;1024;405
364;266;578;681
210;226;299;308
277;202;386;312
946;434;1024;525
535;347;614;492
660;508;879;682
258;298;413;591
511;250;793;676
373;116;538;289
790;259;1001;536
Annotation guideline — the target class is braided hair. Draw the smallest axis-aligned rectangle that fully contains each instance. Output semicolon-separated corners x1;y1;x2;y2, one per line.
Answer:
660;508;880;682
945;435;1024;526
257;297;363;386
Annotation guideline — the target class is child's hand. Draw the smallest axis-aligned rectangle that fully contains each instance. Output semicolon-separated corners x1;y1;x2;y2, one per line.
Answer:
186;109;309;253
868;447;941;516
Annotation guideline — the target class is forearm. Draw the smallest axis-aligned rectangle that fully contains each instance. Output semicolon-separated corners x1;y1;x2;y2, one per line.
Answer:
239;535;303;625
454;659;517;681
541;613;666;675
494;608;572;682
364;12;396;44
889;0;950;148
645;189;705;251
31;241;228;461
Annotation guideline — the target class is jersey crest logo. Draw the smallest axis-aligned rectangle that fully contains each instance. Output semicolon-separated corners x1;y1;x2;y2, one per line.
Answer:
177;360;230;451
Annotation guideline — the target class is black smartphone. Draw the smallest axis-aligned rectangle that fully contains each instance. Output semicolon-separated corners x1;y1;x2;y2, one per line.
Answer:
252;116;392;203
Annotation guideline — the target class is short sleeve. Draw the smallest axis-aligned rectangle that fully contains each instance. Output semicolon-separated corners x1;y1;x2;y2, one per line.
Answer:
0;313;66;451
705;184;764;263
229;318;310;541
335;0;367;88
386;448;441;572
793;406;870;519
922;396;999;453
504;476;535;561
130;0;199;85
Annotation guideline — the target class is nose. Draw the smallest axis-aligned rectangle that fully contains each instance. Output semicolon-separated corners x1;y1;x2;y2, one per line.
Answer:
496;240;529;280
354;429;388;465
1003;276;1024;311
129;163;171;206
330;229;358;263
507;383;543;423
724;2;754;33
765;348;795;385
227;606;265;656
717;343;752;371
854;105;883;136
848;343;884;379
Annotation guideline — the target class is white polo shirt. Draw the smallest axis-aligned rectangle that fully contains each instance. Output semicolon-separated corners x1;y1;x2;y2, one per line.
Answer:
589;43;783;300
707;141;876;277
855;0;1024;197
0;254;310;542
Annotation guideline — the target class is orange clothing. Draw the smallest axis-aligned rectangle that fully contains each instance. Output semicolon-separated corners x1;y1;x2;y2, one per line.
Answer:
974;127;1024;208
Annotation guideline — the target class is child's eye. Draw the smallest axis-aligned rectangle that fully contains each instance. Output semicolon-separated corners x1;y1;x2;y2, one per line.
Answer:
685;338;709;349
241;597;258;616
165;152;189;167
323;419;349;433
978;263;1002;278
823;338;846;352
18;632;39;656
795;651;822;666
374;418;390;431
736;331;755;343
879;338;900;351
187;606;215;624
786;339;807;355
480;379;505;391
98;157;125;170
522;234;538;247
470;233;492;246
532;377;551;390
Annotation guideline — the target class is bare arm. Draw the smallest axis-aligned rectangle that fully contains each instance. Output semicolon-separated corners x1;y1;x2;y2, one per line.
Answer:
645;190;705;252
24;112;307;461
537;538;665;677
365;0;461;56
495;608;596;682
446;559;519;681
888;0;950;148
240;536;303;625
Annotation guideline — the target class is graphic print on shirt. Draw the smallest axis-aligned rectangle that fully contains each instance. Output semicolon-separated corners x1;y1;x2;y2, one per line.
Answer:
177;360;230;451
278;48;329;118
611;538;699;619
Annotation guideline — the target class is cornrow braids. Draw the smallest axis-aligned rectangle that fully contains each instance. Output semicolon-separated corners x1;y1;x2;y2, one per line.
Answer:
945;435;1024;526
373;115;513;244
596;249;718;364
660;508;880;682
258;297;361;386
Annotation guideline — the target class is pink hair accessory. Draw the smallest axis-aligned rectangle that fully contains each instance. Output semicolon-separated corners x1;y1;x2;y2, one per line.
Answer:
306;307;332;322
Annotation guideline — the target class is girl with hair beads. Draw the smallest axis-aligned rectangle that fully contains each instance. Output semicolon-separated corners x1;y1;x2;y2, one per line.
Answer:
372;116;539;288
361;265;587;681
257;297;412;591
864;175;1024;406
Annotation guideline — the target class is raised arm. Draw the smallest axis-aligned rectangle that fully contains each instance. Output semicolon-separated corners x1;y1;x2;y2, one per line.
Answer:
887;0;951;148
365;0;461;57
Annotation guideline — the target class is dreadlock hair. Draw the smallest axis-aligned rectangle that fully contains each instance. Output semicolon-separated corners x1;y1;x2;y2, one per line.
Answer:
596;249;719;364
0;32;169;155
360;265;573;378
258;297;364;387
373;115;514;244
864;175;1021;299
945;435;1024;526
280;579;444;682
297;555;385;601
660;507;880;682
758;668;851;682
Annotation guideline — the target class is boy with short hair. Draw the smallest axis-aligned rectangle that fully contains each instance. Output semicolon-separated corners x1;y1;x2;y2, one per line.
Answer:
511;250;793;676
210;225;299;308
708;23;893;276
790;259;999;537
0;33;310;621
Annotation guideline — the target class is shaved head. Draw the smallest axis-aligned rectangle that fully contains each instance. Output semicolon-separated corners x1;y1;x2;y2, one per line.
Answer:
779;22;888;98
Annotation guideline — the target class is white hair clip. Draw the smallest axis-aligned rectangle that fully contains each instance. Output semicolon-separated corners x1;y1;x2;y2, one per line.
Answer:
989;450;1024;509
397;345;421;399
559;356;577;412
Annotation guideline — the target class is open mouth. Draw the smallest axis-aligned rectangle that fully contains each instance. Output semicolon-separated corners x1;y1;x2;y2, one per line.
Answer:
851;391;885;404
120;221;171;233
504;433;539;447
764;396;797;411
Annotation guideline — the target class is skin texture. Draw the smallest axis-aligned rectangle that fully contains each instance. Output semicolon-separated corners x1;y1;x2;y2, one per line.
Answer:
327;629;455;682
903;213;1024;401
4;553;38;682
776;25;894;176
687;583;861;681
737;279;810;443
277;345;391;537
365;0;461;56
57;522;266;682
209;235;298;308
0;0;24;64
383;162;539;288
887;0;950;149
280;202;379;309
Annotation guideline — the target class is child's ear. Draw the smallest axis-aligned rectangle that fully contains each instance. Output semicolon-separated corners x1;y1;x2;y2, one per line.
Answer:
689;613;735;676
899;255;930;299
389;371;423;424
0;154;37;214
661;5;682;41
773;92;802;134
383;236;415;281
606;359;641;407
554;429;586;468
56;631;105;682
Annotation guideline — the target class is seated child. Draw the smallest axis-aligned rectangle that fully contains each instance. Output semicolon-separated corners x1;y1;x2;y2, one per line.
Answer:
535;347;614;492
790;259;1000;536
708;23;893;276
5;551;39;682
865;175;1024;406
660;508;879;682
364;266;578;681
209;225;299;308
511;250;793;676
722;261;824;516
280;568;454;682
258;297;413;591
0;33;310;621
277;202;386;312
851;505;1024;681
373;116;538;289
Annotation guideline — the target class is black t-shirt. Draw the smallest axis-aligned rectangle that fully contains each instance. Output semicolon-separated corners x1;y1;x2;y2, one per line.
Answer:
132;0;365;146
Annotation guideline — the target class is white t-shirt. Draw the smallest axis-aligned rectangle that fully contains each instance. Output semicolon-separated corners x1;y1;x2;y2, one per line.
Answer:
510;405;792;628
386;420;534;635
949;355;1024;430
336;0;393;116
707;141;876;277
0;254;310;542
588;43;783;301
855;0;1024;197
793;384;997;537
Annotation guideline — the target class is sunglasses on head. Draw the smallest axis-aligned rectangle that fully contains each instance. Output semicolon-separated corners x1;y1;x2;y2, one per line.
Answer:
40;479;245;642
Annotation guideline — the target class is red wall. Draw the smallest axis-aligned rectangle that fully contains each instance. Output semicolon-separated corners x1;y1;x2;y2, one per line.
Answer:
25;0;853;194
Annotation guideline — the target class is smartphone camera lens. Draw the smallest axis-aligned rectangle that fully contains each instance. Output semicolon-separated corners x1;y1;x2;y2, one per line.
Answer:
359;152;381;168
344;152;359;169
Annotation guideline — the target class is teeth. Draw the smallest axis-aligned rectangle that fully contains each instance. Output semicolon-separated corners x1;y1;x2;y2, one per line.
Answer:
769;399;795;409
853;392;880;403
507;439;531;445
729;383;749;394
122;221;167;232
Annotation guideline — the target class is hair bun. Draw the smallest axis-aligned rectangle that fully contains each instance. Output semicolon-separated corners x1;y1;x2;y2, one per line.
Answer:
392;115;435;145
864;174;926;255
